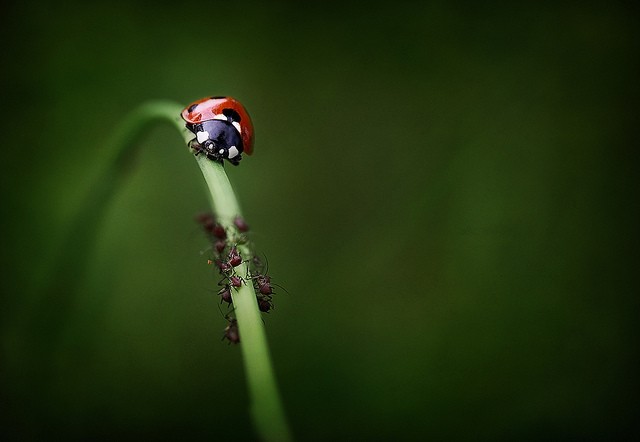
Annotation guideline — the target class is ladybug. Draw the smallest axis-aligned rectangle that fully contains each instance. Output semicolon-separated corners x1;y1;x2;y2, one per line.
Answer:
181;96;254;166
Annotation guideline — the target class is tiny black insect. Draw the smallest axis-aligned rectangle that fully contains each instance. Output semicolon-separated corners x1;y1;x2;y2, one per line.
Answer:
227;246;243;267
233;215;250;233
218;284;233;305
222;317;240;344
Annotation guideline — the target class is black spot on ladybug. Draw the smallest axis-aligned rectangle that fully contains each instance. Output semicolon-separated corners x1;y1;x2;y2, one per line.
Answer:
210;96;225;99
222;108;242;122
187;103;198;113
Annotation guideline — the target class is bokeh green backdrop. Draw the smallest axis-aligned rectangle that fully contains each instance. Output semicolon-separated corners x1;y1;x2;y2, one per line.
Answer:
1;1;638;440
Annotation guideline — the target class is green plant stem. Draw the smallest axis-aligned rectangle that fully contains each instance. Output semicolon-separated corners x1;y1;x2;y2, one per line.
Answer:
158;103;291;441
42;100;291;442
195;156;292;442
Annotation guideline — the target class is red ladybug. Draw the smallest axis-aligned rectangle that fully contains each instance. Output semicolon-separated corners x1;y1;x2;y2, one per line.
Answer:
181;96;254;166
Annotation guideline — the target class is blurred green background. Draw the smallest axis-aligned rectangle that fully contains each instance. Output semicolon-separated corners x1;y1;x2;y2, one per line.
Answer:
1;0;638;440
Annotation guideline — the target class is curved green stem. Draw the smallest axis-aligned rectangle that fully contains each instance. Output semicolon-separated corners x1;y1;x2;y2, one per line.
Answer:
152;102;291;441
41;100;291;442
196;156;292;442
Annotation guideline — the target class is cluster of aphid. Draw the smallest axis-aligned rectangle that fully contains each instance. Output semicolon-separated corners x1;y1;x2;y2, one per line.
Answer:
196;212;278;344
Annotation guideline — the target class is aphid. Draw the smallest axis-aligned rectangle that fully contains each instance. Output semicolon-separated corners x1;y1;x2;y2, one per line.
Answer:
194;212;214;225
253;274;274;296
215;239;227;254
222;317;240;344
218;284;233;305
227;246;243;267
211;223;227;240
229;275;244;288
182;96;254;166
257;295;273;313
195;212;226;238
233;215;250;233
212;258;233;274
196;213;215;233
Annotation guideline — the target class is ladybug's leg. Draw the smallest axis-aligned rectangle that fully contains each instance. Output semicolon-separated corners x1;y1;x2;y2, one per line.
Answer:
188;139;203;156
205;151;224;164
227;154;242;166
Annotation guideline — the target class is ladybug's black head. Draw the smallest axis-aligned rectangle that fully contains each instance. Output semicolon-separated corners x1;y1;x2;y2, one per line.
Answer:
194;119;244;164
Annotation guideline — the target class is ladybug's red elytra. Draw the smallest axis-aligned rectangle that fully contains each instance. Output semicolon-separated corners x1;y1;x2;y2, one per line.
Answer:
181;96;254;166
